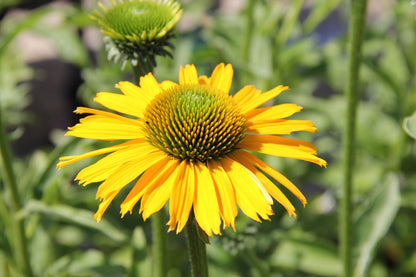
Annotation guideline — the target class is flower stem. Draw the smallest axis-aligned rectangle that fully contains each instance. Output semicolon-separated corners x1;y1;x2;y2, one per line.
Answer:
275;0;304;48
131;63;166;277
242;0;254;64
132;61;154;84
185;217;208;277
151;211;167;277
341;0;368;276
0;105;33;276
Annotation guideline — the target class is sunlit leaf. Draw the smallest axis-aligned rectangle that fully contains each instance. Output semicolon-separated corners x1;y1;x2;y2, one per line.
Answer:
303;0;343;34
21;200;127;242
271;234;341;276
403;111;416;139
129;227;150;276
353;174;401;277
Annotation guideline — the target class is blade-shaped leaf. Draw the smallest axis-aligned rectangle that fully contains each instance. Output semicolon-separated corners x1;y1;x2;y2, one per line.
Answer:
403;111;416;140
20;200;127;243
353;173;401;277
303;0;343;34
271;234;341;276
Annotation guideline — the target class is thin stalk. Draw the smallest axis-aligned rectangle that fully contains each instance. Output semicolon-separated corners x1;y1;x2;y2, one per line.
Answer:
0;105;33;276
132;61;154;85
185;217;208;277
270;0;304;87
242;0;254;64
341;0;368;276
131;63;166;277
151;211;167;277
274;0;304;48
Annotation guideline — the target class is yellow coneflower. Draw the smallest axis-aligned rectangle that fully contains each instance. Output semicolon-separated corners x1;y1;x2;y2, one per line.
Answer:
58;63;326;236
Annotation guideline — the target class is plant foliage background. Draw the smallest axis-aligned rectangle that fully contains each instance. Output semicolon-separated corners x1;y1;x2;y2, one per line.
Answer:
0;0;415;276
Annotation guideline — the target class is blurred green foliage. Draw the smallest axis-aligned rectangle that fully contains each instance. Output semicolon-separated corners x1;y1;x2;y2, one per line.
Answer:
1;0;415;276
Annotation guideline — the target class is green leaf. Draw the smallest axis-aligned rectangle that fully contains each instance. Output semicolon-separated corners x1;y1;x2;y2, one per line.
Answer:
362;57;403;99
403;111;416;139
303;0;343;34
43;255;71;277
353;174;401;277
271;234;341;276
67;249;105;273
30;224;55;275
0;45;34;127
129;227;150;277
21;200;127;243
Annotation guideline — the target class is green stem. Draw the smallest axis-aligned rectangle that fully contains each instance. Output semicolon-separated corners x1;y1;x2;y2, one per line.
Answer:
242;0;254;64
0;105;33;276
131;63;166;277
270;0;304;86
185;217;208;277
275;0;304;49
341;0;368;276
151;211;167;277
132;61;154;85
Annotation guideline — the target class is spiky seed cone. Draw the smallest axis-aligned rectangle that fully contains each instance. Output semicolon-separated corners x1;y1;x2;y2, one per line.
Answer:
91;0;182;69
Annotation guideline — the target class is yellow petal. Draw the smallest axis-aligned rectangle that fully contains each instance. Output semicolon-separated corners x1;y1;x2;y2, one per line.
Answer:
168;161;195;233
75;107;137;121
140;159;182;221
120;156;172;216
239;85;289;114
66;114;145;140
57;140;140;168
247;120;317;135
239;135;327;166
167;161;188;233
116;81;144;99
160;80;178;91
179;64;198;85
207;160;238;230
233;85;261;108
198;75;210;86
209;63;233;94
193;161;221;236
245;104;303;121
95;151;165;200
75;142;156;186
94;92;146;118
94;190;117;222
231;150;297;217
138;73;163;99
220;157;273;222
167;161;187;231
237;150;307;206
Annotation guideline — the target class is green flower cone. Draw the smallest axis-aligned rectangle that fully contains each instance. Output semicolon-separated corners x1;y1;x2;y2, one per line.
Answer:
92;0;182;69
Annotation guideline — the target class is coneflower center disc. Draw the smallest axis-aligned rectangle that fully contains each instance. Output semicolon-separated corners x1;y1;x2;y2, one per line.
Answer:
143;85;247;162
103;1;174;38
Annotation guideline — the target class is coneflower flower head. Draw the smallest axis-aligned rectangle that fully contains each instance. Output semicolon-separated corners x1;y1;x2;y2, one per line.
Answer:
91;0;182;69
58;64;327;237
